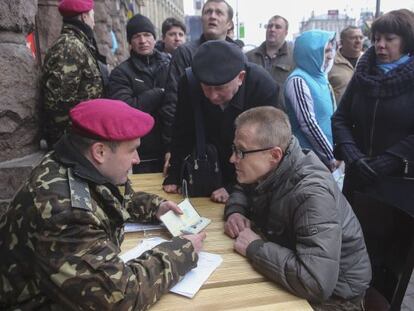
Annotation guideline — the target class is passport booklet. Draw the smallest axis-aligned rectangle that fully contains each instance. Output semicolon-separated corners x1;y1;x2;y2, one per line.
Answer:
160;198;211;236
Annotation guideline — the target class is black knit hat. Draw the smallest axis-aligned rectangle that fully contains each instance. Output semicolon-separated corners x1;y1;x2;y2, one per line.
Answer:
192;40;246;86
127;14;156;42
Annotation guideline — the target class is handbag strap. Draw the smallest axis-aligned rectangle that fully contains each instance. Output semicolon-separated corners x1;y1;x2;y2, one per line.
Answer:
185;67;207;158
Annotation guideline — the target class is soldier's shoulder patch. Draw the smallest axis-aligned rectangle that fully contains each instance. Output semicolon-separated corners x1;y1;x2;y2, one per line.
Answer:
68;168;92;211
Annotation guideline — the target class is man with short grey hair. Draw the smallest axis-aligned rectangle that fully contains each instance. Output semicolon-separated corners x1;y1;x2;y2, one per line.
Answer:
224;106;371;310
329;26;364;103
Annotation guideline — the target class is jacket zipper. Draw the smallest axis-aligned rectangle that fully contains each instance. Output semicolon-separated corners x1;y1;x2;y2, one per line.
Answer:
404;159;409;176
368;99;379;157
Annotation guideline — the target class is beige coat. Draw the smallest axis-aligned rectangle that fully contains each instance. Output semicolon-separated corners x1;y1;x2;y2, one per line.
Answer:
328;49;360;104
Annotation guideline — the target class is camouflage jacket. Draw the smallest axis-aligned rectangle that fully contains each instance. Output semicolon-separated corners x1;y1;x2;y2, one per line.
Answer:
42;22;104;147
0;137;197;310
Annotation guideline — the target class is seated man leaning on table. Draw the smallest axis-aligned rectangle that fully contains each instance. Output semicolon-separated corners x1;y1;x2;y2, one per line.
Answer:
224;106;371;311
0;99;206;310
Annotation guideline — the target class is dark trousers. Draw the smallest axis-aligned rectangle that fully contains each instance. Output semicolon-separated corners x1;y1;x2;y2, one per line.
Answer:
311;295;365;311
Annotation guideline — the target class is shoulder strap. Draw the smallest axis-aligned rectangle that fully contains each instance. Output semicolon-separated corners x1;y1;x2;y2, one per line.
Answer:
185;67;207;158
68;168;93;211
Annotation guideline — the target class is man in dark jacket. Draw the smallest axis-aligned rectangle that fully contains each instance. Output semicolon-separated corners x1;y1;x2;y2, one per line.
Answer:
155;17;187;58
160;0;236;172
224;106;371;310
109;14;170;173
0;99;205;310
246;15;294;107
163;40;280;203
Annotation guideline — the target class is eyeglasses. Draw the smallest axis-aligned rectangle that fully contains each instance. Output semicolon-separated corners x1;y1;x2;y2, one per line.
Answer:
231;144;274;159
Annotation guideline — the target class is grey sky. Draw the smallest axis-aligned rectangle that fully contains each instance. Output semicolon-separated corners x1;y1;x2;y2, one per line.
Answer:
183;0;414;46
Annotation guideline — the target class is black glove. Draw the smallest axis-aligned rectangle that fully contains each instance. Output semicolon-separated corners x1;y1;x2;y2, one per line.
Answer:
337;143;365;166
139;88;165;112
351;157;378;185
366;153;402;176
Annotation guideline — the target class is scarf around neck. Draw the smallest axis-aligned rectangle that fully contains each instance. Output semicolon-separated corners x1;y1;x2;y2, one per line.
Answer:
354;46;414;98
377;54;412;73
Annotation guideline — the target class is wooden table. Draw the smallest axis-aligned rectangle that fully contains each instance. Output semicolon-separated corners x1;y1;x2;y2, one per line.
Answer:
122;173;313;311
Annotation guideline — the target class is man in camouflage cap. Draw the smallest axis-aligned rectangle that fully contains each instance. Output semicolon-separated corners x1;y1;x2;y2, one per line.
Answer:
0;99;206;310
41;0;107;149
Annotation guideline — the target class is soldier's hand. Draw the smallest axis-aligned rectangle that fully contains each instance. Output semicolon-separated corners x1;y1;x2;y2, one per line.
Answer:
183;231;207;253
234;228;261;257
156;201;182;220
163;184;180;194
224;213;251;238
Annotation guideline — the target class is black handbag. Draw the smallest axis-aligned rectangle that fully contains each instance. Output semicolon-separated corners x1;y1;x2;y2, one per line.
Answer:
180;68;222;197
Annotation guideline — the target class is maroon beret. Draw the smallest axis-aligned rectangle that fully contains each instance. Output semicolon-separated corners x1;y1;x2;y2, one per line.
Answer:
58;0;94;17
70;99;154;141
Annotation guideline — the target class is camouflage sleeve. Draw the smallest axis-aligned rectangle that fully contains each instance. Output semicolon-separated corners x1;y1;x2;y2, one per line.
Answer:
127;191;165;223
35;207;197;310
123;181;165;223
42;39;88;130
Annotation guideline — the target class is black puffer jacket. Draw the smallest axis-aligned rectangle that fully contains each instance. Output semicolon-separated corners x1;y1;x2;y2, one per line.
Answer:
109;50;170;160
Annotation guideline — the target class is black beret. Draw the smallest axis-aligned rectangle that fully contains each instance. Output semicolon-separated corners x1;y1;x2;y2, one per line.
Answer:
192;40;246;86
127;14;156;42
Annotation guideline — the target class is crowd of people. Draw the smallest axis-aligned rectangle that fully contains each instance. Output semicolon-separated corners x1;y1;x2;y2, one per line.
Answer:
1;0;414;310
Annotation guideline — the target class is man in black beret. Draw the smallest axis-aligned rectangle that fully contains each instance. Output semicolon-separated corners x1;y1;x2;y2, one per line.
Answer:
163;40;281;203
109;14;170;173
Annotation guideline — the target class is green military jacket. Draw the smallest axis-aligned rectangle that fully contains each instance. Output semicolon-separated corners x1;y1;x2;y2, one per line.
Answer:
42;22;104;147
0;137;197;310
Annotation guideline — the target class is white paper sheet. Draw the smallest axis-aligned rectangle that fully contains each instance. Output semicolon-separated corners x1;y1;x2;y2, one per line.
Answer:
119;237;222;298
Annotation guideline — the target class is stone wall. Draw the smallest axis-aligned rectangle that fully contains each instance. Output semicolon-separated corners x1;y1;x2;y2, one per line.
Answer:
36;0;185;69
0;0;42;214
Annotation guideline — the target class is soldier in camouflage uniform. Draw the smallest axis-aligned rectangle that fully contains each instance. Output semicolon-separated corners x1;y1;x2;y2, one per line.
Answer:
42;0;106;148
0;99;206;310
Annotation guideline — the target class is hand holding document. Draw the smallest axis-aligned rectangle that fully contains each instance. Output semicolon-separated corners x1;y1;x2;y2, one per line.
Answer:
160;198;211;236
120;237;222;298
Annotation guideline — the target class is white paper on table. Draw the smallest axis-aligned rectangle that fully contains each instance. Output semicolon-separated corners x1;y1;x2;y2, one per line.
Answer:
119;237;222;298
124;222;164;233
170;251;222;298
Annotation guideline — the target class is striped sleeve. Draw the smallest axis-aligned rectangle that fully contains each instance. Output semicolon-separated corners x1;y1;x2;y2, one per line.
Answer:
285;77;334;167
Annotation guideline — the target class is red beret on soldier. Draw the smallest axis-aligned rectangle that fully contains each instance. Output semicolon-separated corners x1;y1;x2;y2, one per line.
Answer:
70;98;154;141
58;0;94;17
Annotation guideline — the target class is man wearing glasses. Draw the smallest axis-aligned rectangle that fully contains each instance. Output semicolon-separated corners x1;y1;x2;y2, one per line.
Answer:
224;106;371;310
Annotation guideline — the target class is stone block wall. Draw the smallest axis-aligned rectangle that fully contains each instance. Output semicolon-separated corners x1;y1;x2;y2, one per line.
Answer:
0;0;42;215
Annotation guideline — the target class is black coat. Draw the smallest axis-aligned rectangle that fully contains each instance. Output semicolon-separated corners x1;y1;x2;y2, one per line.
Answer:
160;35;237;147
109;50;170;160
164;62;281;191
332;47;414;200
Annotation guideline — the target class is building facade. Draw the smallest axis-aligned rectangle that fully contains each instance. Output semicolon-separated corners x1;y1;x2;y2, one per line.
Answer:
300;10;356;41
